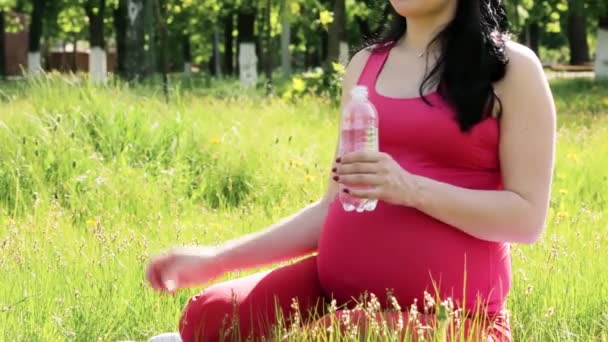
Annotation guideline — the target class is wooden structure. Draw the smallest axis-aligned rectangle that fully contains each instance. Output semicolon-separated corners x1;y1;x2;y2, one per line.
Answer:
3;11;117;76
3;13;28;76
549;63;595;72
46;48;117;73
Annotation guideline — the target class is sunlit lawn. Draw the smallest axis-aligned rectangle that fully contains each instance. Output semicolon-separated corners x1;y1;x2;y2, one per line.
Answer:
0;75;607;341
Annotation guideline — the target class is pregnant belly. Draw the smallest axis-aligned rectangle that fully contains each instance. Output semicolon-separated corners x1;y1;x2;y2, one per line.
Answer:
316;200;510;314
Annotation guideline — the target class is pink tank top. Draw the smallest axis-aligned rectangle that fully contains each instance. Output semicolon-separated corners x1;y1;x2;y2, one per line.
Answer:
316;43;511;314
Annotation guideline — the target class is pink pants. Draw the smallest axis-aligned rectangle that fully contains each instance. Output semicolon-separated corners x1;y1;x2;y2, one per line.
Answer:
178;257;511;342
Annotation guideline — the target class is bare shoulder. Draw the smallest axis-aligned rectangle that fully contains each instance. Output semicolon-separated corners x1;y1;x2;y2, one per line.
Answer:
495;40;556;122
504;40;543;66
342;48;373;92
496;41;547;94
347;47;374;70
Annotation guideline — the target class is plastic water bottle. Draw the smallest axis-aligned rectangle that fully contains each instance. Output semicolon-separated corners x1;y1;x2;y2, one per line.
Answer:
338;85;379;213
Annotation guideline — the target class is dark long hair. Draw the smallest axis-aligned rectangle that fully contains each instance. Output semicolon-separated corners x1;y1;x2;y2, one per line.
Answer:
357;0;510;132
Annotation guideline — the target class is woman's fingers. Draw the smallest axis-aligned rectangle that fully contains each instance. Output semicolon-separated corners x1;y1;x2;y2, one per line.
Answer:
161;271;178;293
146;258;165;290
344;187;380;199
335;173;383;186
334;162;379;175
147;247;220;293
147;253;177;292
338;151;386;164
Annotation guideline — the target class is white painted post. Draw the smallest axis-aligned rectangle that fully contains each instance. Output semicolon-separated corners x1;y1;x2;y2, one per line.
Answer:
28;51;42;75
238;42;258;86
595;27;608;79
128;0;143;26
339;41;349;66
89;47;107;84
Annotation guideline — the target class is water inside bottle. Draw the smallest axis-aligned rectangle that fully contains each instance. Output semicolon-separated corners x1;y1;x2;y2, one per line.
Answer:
339;125;379;212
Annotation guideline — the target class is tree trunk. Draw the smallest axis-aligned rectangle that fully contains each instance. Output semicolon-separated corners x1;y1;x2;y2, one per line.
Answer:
528;22;540;57
28;0;44;75
237;12;255;45
321;30;328;64
304;45;311;69
213;27;221;77
327;0;345;63
264;0;272;85
87;0;106;50
567;2;590;65
236;11;255;75
280;6;291;77
595;15;608;79
223;14;234;75
256;14;264;74
86;0;107;83
356;17;371;39
600;15;608;29
113;0;127;76
182;33;191;74
156;0;169;101
124;0;156;80
0;11;6;79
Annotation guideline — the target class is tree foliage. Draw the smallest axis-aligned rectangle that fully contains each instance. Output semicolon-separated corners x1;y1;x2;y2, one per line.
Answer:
2;0;606;76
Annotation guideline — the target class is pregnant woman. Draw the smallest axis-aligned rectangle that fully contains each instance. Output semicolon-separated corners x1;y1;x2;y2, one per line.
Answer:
146;0;556;341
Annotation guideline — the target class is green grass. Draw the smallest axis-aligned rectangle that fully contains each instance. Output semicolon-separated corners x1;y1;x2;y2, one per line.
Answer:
1;74;607;341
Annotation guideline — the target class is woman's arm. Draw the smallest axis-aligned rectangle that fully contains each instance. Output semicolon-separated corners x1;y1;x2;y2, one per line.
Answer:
215;201;328;272
148;50;373;291
408;42;556;244
213;50;372;272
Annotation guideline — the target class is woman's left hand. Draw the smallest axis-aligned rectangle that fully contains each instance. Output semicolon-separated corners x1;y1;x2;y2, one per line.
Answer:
332;151;418;207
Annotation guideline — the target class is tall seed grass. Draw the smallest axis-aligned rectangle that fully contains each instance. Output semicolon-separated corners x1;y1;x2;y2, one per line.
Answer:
0;74;607;341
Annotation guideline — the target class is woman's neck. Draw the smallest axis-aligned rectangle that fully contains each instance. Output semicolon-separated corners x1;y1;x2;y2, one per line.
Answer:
396;7;457;53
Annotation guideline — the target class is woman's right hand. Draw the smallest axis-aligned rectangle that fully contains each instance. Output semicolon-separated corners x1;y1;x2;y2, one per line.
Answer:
146;246;226;293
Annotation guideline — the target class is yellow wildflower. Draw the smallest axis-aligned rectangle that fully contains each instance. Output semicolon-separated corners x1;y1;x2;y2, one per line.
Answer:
332;62;345;75
87;218;97;227
292;77;306;92
305;174;315;182
557;211;569;221
319;10;334;27
559;189;568;195
566;153;578;162
209;136;222;145
290;2;301;16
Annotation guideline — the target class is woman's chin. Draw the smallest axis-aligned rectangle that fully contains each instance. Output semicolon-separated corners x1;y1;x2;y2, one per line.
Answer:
390;0;452;18
392;5;433;18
